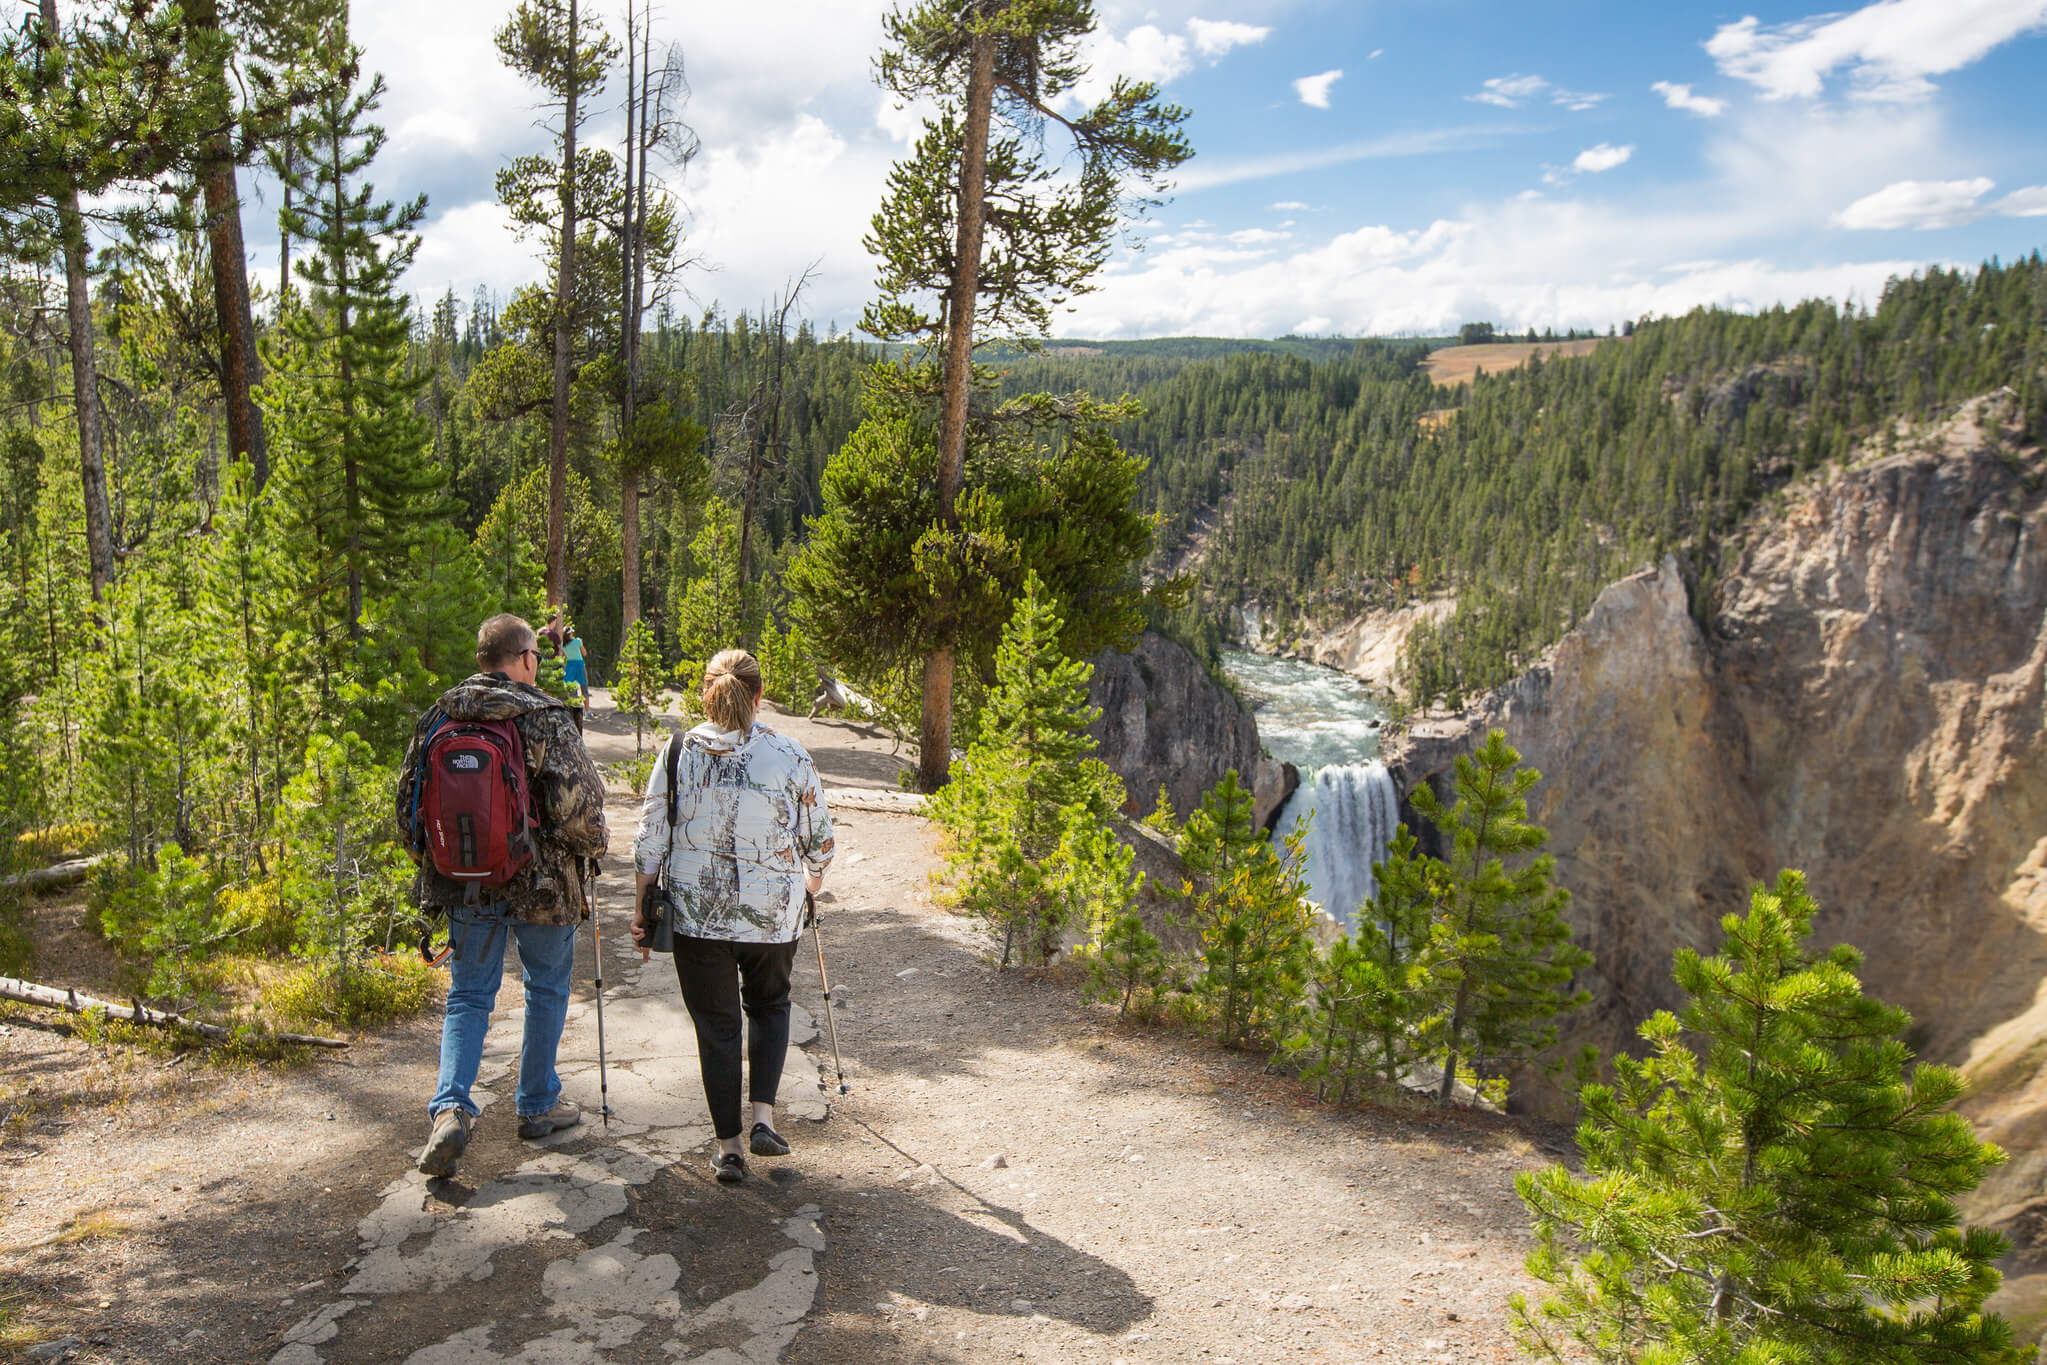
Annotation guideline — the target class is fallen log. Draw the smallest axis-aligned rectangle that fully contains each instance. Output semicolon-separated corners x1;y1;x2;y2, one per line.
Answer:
0;855;107;894
0;976;349;1049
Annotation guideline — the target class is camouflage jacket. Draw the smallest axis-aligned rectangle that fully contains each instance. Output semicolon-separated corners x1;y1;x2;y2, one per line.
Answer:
395;673;609;926
632;721;834;944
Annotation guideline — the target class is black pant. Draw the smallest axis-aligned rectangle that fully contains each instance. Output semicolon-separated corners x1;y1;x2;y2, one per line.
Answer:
673;934;800;1140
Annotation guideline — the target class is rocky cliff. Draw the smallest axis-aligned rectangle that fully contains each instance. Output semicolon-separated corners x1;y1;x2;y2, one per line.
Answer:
1087;632;1293;827
1385;397;2047;1199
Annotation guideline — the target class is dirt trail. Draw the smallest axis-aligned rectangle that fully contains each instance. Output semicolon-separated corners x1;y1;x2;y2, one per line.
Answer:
2;697;1553;1364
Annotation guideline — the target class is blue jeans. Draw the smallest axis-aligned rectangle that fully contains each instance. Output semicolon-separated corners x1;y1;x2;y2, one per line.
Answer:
430;903;579;1120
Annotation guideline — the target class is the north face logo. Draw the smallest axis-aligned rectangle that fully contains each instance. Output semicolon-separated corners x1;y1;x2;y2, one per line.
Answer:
448;753;482;771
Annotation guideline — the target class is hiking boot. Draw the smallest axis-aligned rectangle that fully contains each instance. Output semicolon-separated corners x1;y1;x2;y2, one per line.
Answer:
749;1122;790;1157
712;1152;747;1185
418;1109;471;1178
517;1098;582;1140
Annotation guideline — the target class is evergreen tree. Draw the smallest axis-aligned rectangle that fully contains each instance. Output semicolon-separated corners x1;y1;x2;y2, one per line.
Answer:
1290;825;1444;1098
1174;769;1266;920
932;571;1123;966
1515;871;2032;1365
1197;823;1314;1051
672;496;747;693
273;16;450;638
1415;730;1590;1103
863;0;1192;790
613;617;666;752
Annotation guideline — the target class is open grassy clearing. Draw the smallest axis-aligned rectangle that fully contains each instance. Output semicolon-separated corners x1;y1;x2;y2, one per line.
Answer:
1422;338;1609;389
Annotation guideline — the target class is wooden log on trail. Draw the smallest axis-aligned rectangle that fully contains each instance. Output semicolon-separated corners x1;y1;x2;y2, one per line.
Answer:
0;855;107;894
0;976;349;1049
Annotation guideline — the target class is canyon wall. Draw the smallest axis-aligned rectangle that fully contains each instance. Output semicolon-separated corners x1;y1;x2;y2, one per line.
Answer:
1385;398;2047;1203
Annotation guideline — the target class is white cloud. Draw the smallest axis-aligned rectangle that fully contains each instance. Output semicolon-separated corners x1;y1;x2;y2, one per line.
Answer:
1368;48;1384;59
1706;0;2047;102
1833;177;1996;229
1574;143;1635;173
1187;18;1271;57
1271;200;1311;211
1552;89;1609;111
1227;227;1293;245
1652;80;1728;116
1998;185;2047;216
1470;73;1548;107
1293;69;1344;108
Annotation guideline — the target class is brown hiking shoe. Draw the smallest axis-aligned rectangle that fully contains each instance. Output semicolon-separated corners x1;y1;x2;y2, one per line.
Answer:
418;1109;471;1178
517;1098;581;1140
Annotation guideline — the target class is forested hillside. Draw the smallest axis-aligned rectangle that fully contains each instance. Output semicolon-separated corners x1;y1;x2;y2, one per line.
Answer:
1124;259;2046;698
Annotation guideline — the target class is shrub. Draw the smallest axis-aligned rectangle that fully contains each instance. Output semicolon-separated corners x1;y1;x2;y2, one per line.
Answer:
263;952;437;1030
216;877;297;956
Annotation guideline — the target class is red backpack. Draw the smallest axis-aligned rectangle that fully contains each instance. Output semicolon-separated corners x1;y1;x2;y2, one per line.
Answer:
410;714;539;896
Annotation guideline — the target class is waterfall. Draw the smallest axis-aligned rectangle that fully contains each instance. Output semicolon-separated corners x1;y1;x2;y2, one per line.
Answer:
1270;761;1401;929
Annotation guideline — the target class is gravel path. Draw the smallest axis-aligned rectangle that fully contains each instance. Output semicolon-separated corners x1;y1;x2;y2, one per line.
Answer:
1;699;1557;1364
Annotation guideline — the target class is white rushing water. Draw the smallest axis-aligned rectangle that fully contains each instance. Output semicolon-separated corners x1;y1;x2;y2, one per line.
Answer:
1218;651;1399;929
1270;762;1401;928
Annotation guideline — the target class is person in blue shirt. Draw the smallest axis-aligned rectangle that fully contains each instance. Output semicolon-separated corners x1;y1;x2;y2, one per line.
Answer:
561;626;589;707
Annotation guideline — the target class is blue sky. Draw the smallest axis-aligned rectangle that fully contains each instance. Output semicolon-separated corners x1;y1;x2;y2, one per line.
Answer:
310;0;2047;338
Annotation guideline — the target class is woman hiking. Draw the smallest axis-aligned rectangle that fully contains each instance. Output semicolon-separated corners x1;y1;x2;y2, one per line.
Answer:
630;649;835;1184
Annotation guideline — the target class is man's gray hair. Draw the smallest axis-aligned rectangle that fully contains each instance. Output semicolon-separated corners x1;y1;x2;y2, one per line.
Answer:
476;613;537;670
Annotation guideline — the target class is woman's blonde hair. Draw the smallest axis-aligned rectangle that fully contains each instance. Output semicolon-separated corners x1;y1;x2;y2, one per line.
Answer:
702;649;763;732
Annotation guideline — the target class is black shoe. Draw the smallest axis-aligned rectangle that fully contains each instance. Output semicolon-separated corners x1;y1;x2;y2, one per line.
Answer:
749;1122;791;1157
713;1152;747;1185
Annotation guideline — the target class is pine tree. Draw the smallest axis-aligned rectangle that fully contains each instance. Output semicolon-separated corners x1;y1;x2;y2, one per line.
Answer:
1175;769;1266;920
1197;823;1314;1051
1416;729;1590;1103
932;571;1123;966
672;496;747;692
863;0;1192;790
613;617;666;752
1514;871;2032;1365
273;16;450;638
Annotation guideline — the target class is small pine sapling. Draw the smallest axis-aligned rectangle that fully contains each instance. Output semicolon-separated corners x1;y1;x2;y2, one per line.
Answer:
1198;823;1314;1051
1416;729;1590;1103
613;618;668;753
1089;911;1168;1021
1514;870;2033;1365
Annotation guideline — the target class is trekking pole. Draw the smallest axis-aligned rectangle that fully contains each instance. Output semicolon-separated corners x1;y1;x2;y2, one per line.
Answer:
585;859;614;1127
806;892;850;1096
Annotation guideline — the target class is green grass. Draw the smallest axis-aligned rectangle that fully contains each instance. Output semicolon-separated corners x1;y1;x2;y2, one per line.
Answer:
261;953;437;1031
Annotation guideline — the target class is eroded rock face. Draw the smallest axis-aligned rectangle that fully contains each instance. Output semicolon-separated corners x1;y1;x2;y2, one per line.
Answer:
1087;633;1262;821
1387;399;2047;1167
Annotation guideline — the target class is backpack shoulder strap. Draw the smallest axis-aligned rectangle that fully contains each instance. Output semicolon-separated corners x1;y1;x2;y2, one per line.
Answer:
663;731;684;827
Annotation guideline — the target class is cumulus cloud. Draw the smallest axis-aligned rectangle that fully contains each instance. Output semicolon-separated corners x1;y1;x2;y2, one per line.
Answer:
1574;143;1635;173
1832;177;1996;229
1706;0;2047;102
1293;69;1344;108
1187;18;1271;57
1227;227;1293;245
1652;80;1728;116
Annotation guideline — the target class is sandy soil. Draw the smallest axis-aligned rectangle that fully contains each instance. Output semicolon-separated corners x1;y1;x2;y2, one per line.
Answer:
1;695;1560;1364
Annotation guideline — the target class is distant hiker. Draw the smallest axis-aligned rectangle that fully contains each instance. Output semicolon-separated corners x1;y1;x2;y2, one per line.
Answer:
397;612;609;1180
809;666;850;720
562;626;589;707
538;608;567;657
631;648;835;1185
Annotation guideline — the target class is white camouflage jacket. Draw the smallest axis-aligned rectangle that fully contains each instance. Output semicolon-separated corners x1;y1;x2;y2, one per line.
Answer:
633;721;835;943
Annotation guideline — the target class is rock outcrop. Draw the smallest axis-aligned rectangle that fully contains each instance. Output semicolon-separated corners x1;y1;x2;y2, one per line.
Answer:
1087;632;1287;825
1385;397;2047;1180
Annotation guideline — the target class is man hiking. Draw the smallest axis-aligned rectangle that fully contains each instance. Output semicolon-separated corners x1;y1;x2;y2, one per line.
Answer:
396;613;609;1179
